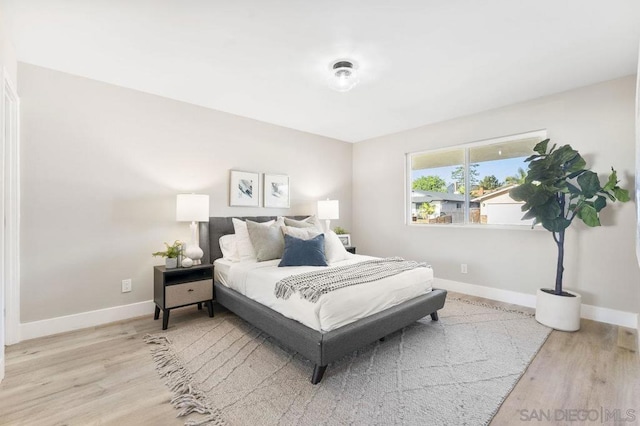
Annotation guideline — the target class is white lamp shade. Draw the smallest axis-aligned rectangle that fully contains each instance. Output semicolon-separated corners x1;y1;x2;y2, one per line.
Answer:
317;199;339;220
176;194;210;222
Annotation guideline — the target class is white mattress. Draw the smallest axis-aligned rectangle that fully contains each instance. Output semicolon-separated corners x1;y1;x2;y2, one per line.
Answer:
213;255;433;332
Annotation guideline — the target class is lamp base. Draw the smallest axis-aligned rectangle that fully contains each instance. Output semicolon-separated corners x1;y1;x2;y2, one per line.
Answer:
185;221;204;265
184;245;204;265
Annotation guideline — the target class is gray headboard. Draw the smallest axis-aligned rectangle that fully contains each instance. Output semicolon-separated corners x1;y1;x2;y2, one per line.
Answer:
199;216;309;264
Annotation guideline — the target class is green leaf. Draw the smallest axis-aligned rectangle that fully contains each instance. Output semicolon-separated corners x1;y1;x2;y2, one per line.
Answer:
509;184;535;202
533;139;550;155
523;198;563;225
542;217;571;232
613;187;630;202
579;204;600;227
566;182;581;194
602;169;617;191
524;154;540;162
594;196;607;212
528;188;554;208
551;145;580;165
567;154;586;173
577;171;601;198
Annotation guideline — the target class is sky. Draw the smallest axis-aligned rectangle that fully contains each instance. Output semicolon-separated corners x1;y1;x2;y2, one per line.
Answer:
411;156;527;187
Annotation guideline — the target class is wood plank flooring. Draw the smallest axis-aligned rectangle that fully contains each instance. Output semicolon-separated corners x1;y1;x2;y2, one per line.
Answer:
0;294;637;425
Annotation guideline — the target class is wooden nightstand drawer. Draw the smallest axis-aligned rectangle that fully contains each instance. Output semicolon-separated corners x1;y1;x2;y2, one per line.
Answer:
165;279;213;308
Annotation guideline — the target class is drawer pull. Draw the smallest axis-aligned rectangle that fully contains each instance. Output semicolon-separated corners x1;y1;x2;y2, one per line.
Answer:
188;288;194;292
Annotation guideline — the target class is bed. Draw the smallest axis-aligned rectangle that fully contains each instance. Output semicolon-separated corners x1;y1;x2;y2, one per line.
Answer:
199;216;447;384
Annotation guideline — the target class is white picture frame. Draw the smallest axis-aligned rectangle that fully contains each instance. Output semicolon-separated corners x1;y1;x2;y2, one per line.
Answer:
337;234;351;247
263;174;290;208
229;170;260;207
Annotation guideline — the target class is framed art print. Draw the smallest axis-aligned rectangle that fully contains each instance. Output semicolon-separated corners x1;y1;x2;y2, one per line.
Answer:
229;170;260;207
264;174;290;208
337;234;351;247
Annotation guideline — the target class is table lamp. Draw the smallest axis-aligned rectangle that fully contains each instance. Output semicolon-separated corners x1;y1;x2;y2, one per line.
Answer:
317;199;339;232
176;194;209;265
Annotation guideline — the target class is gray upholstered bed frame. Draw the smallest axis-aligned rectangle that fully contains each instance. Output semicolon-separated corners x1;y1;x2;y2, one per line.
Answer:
199;216;447;384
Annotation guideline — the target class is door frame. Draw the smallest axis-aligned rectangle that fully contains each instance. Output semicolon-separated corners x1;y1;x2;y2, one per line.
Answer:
2;67;20;352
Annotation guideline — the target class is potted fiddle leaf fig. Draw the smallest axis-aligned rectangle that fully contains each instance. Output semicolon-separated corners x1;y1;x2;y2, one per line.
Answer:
510;139;629;331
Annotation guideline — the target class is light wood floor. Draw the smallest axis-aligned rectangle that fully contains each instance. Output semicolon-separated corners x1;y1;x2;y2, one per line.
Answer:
1;294;637;426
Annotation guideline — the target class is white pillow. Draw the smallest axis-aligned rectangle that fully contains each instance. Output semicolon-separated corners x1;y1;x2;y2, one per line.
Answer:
324;230;351;263
283;215;324;232
305;215;325;232
247;218;286;262
232;218;275;261
219;234;239;262
281;225;320;240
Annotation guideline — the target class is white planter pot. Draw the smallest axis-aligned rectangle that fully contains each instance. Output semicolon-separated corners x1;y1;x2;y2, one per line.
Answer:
535;289;581;331
165;258;178;269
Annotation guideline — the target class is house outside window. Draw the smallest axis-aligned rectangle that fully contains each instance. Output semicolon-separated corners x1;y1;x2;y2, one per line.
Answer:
407;130;547;226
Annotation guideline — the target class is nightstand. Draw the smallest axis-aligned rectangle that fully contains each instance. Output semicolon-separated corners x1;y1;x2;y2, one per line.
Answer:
346;246;356;254
153;264;214;330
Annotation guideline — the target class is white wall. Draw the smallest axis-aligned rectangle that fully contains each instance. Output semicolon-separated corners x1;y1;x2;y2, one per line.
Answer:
0;8;16;83
19;63;353;323
353;76;640;314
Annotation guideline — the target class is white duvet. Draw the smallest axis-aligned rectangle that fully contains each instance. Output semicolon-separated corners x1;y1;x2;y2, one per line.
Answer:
214;255;433;332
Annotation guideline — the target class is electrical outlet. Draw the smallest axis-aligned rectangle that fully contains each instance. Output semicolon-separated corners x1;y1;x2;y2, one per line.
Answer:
460;264;468;274
122;278;132;293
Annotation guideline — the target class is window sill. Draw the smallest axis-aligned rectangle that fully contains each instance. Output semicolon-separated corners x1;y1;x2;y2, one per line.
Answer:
407;222;547;231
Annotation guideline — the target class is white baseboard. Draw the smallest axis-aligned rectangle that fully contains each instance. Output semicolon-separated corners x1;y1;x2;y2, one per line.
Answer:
435;278;638;329
19;300;155;342
0;356;5;382
13;281;639;342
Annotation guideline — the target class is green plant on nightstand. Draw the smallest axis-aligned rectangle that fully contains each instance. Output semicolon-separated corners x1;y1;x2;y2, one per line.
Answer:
333;226;348;235
152;240;183;269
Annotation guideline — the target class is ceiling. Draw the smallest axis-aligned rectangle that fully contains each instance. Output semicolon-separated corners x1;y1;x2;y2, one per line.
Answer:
3;0;639;142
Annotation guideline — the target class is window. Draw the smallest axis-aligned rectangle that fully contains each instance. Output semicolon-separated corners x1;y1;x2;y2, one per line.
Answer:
407;130;546;226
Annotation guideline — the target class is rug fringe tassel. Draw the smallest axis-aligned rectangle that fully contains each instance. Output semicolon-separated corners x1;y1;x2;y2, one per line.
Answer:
144;334;227;426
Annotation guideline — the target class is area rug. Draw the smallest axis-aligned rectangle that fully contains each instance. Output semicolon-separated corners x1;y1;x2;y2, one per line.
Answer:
146;298;551;426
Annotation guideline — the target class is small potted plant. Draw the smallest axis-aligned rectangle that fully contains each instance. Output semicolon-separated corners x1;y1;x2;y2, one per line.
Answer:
333;226;348;235
510;139;629;331
152;240;183;269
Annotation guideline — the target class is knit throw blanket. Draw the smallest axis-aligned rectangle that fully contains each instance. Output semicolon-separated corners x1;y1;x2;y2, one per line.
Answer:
274;257;429;303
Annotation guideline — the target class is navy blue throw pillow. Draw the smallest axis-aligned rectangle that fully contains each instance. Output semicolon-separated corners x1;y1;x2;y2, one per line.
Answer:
278;234;328;267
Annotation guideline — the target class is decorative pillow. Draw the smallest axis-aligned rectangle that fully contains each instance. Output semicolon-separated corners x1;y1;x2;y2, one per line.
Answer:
279;234;328;267
247;219;285;262
232;218;275;261
219;234;239;262
283;215;324;232
324;230;351;263
281;225;320;241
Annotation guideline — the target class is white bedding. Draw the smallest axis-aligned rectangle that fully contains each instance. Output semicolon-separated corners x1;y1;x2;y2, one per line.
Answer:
213;255;433;332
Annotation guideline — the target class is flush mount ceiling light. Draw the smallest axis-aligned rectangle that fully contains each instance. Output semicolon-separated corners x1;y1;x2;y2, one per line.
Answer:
328;60;359;92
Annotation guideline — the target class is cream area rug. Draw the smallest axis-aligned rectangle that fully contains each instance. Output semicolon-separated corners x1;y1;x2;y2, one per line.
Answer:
146;298;551;426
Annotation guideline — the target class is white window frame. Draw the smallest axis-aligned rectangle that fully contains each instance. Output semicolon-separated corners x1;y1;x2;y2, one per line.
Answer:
405;129;547;228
